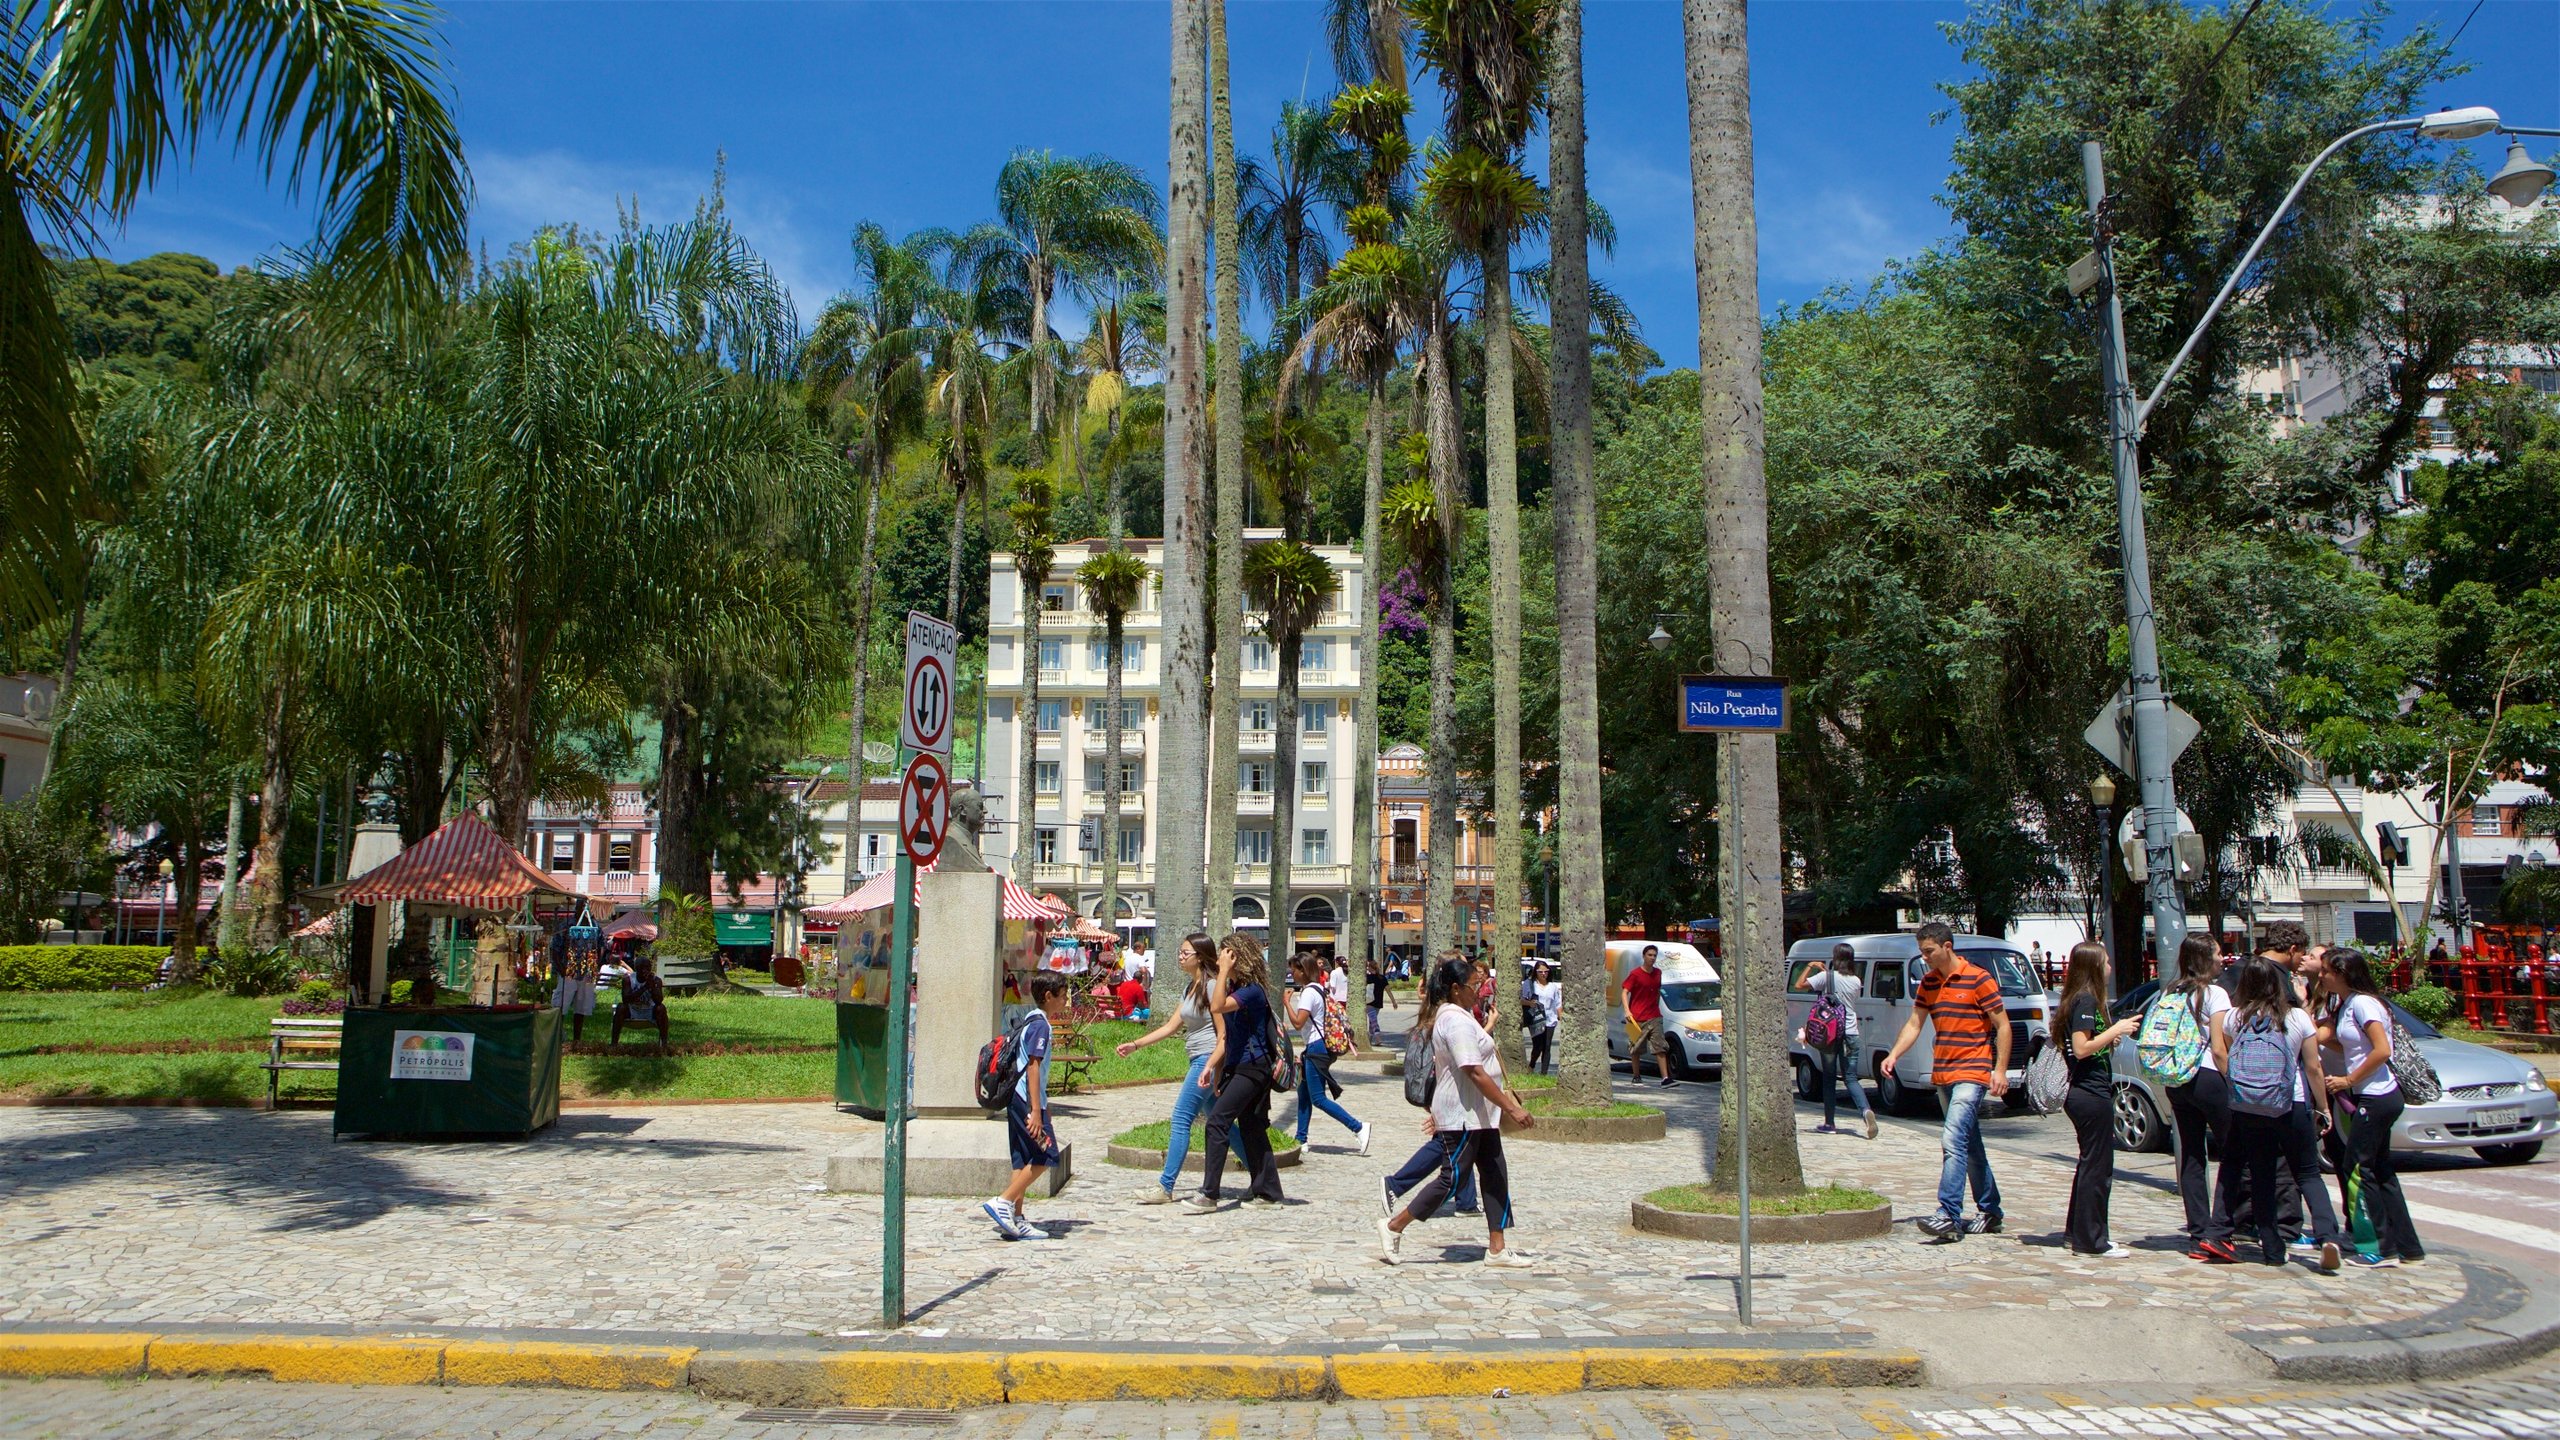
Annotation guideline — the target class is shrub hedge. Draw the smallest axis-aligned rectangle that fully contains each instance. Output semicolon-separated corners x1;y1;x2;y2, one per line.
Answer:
0;945;166;991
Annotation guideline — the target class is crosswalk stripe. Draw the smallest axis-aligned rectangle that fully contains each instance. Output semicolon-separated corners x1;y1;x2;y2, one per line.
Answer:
2401;1200;2560;1254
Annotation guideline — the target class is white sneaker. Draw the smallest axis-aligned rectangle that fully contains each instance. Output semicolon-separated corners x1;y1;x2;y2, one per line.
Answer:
1377;1217;1403;1265
1482;1248;1533;1269
1357;1123;1374;1156
1014;1222;1052;1241
979;1198;1019;1238
2097;1244;2134;1259
1182;1193;1221;1214
1137;1186;1175;1206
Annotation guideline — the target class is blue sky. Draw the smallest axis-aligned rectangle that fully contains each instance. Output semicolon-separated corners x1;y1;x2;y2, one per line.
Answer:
104;0;2560;370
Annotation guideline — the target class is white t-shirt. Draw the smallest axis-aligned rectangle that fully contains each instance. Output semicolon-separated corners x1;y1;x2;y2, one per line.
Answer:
1428;1003;1506;1132
1534;980;1562;1029
2220;1006;2316;1103
1805;968;1863;1038
1328;965;1351;1005
2172;984;2235;1074
2329;993;2399;1097
1296;983;1330;1048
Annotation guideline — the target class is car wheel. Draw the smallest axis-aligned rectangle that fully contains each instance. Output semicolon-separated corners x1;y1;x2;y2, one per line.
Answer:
2112;1080;2166;1153
2475;1141;2544;1166
1794;1057;1819;1101
1874;1061;1929;1117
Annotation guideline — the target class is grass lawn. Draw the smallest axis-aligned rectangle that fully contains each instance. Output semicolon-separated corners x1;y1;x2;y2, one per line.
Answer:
1110;1119;1299;1152
1641;1182;1885;1216
1523;1095;1659;1118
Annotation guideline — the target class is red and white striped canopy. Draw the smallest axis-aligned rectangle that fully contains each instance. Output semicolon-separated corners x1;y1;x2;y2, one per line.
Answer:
337;813;583;911
805;864;1073;922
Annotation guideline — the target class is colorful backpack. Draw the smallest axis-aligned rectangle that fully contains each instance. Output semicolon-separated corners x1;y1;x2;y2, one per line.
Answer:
2136;988;2207;1087
1322;994;1354;1055
2225;1013;2297;1118
1804;991;1850;1050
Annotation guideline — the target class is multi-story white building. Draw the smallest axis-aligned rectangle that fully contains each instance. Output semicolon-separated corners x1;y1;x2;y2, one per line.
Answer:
983;533;1370;949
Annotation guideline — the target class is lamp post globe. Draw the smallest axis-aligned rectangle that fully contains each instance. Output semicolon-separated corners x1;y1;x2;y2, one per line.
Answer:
2489;140;2555;209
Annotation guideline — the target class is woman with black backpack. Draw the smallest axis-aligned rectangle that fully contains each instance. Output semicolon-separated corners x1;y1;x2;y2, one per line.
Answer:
2317;950;2426;1269
2210;957;2344;1271
1377;955;1535;1267
1185;934;1285;1212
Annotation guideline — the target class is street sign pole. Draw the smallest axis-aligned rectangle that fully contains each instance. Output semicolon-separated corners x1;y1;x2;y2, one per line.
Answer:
882;612;958;1329
882;750;914;1328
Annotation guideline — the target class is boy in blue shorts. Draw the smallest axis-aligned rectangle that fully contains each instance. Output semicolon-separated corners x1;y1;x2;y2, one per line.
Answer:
984;973;1068;1241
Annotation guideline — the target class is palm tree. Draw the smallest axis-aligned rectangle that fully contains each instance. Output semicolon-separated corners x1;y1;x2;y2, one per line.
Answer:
1684;0;1804;1196
1240;101;1363;364
1245;538;1338;959
1078;548;1147;938
1075;269;1165;541
1381;465;1456;956
1204;0;1249;941
1414;0;1550;1066
806;225;938;797
1156;0;1216;993
982;152;1163;449
1544;0;1611;1106
921;252;1026;625
1;0;469;636
1009;477;1058;884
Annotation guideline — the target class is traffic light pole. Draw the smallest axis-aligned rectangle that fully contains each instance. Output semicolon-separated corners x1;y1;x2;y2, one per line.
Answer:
2083;141;2190;965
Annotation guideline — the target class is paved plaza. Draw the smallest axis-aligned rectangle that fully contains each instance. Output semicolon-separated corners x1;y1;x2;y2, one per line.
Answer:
0;1058;2490;1364
5;1360;2559;1439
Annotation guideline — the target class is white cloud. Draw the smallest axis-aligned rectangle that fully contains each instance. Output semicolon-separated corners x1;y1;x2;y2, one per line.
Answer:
471;149;846;326
1752;184;1928;292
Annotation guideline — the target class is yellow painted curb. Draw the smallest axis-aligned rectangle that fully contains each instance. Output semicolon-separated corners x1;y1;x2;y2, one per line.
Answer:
1581;1346;1922;1391
1005;1351;1329;1404
1333;1351;1587;1400
0;1333;152;1379
147;1334;442;1386
691;1349;1008;1410
442;1340;696;1391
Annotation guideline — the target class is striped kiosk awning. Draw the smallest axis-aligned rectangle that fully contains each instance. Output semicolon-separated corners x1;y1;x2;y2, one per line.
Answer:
336;813;584;911
806;865;1073;922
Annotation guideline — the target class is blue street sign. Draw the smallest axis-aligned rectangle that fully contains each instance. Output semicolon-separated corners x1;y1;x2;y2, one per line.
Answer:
1679;674;1789;733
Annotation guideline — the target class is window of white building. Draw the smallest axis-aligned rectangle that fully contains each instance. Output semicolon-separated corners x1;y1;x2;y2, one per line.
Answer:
1302;761;1328;796
1238;827;1272;864
1300;829;1330;866
1035;761;1060;795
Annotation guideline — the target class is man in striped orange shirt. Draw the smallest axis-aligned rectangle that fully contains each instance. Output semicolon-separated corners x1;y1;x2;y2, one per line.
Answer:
1882;922;2010;1241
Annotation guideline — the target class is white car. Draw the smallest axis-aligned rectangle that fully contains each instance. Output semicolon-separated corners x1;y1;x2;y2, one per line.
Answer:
1601;940;1725;1076
1782;932;2053;1115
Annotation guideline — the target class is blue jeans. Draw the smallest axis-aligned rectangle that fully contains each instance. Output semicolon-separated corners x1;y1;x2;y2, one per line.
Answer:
1295;1041;1363;1141
1935;1081;2003;1223
1817;1039;1871;1126
1161;1053;1247;1193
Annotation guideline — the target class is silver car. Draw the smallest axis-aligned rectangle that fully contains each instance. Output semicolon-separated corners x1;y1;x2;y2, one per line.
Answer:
2106;980;2557;1165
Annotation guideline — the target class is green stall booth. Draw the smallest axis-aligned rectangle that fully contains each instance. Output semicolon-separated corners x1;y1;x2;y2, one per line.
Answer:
310;812;585;1140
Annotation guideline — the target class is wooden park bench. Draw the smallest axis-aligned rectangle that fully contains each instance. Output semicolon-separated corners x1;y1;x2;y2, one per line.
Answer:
264;1015;344;1106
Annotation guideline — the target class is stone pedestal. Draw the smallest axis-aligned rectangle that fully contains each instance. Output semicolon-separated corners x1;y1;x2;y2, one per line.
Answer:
826;1118;1072;1197
829;871;1048;1195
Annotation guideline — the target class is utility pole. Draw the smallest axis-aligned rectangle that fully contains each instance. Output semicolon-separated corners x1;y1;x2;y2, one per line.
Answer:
2081;141;2189;964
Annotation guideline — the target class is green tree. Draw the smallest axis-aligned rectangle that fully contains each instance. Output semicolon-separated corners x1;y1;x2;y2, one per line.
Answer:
1009;475;1058;885
44;675;234;976
977;151;1162;449
50;252;225;380
1240;101;1361;357
1155;0;1216;977
1080;547;1148;933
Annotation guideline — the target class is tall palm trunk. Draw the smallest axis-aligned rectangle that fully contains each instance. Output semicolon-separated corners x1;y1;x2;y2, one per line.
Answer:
1547;0;1610;1106
1686;0;1803;1196
485;595;542;844
1014;558;1049;884
845;453;887;796
216;779;248;958
1481;234;1525;1071
1028;266;1053;446
1204;0;1247;940
1101;611;1126;931
656;680;712;899
1421;310;1463;961
1347;380;1386;981
171;836;204;979
1270;628;1301;954
247;688;296;952
1154;0;1214;1010
944;496;968;627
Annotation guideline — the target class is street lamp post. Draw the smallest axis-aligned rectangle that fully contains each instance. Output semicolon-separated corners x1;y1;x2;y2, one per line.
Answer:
2077;105;2509;967
156;859;173;949
2089;773;2118;971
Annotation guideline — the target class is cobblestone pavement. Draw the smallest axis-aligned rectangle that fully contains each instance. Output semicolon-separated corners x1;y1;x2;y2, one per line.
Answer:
5;1363;2558;1439
0;1058;2487;1347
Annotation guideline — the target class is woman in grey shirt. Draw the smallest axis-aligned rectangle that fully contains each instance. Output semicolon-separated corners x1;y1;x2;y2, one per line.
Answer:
1114;933;1238;1202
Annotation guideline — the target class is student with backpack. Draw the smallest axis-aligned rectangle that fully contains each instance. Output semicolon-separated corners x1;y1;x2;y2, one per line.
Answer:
1378;955;1535;1267
1186;934;1286;1211
1113;933;1247;1204
982;973;1070;1241
2316;949;2427;1268
1798;943;1875;1138
2058;942;2142;1256
1380;951;1482;1219
1289;953;1371;1153
2208;957;2344;1271
2143;934;2233;1259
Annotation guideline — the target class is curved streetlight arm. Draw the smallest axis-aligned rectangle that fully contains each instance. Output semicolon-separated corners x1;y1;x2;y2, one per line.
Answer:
2134;118;2412;431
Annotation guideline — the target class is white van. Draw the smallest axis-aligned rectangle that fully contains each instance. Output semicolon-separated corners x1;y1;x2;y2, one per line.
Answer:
1781;933;2051;1115
1602;940;1723;1076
